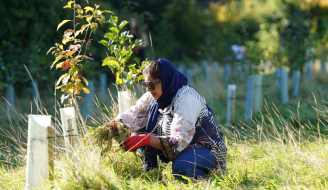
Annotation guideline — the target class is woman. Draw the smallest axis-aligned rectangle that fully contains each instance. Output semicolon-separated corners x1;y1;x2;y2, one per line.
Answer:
109;58;227;179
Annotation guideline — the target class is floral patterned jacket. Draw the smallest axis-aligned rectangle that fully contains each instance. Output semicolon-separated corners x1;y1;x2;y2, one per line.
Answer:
118;85;227;168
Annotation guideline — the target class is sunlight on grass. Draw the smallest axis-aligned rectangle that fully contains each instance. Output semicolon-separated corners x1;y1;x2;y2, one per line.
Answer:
1;66;328;189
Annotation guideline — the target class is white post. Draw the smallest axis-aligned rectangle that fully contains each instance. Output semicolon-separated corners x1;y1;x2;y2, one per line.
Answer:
292;70;301;97
275;67;281;89
321;60;327;75
213;61;220;74
82;80;94;118
118;91;132;114
237;66;244;80
253;74;263;113
26;115;53;189
224;64;230;83
304;61;312;80
60;107;81;157
6;84;15;115
245;75;254;122
99;73;107;99
226;85;236;125
185;68;192;86
178;65;185;75
280;68;289;104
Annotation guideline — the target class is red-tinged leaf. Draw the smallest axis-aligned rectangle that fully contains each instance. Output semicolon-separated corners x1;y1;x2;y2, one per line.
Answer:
78;73;82;78
89;53;92;57
62;60;71;71
57;20;72;31
83;87;90;94
69;44;82;51
75;22;80;26
88;38;93;42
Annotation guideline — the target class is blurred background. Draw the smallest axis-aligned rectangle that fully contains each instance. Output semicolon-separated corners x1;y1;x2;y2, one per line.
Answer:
1;0;328;133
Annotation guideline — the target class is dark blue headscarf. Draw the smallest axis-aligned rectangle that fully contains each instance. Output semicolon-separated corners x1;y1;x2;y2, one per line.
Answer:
145;58;188;133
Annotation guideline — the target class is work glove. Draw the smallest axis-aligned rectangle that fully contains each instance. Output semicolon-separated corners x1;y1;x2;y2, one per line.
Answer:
124;134;151;151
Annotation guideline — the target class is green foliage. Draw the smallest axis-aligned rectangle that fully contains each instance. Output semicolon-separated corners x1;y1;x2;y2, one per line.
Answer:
0;0;67;91
48;0;111;106
99;15;147;90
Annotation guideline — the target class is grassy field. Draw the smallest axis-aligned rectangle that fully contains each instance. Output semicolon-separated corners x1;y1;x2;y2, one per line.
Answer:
1;62;328;189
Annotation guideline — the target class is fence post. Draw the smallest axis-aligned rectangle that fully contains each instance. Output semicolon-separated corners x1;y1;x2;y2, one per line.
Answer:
26;115;53;189
226;84;236;125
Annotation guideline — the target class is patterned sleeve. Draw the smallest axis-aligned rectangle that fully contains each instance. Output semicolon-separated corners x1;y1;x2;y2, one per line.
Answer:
117;92;153;132
159;93;203;160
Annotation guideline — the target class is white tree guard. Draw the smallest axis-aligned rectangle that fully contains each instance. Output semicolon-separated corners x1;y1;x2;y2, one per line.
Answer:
6;84;15;115
118;91;132;114
26;115;53;189
226;85;236;125
253;74;263;113
60;107;81;157
99;73;107;99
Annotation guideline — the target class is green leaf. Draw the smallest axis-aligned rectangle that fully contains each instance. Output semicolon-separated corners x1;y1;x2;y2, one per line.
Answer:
128;64;137;72
109;27;119;36
118;20;129;30
133;57;140;65
47;47;56;55
108;16;117;27
104;32;115;40
102;57;119;68
90;22;98;33
121;50;130;57
57;20;72;31
51;55;65;69
75;24;88;37
82;77;89;86
138;75;145;81
102;10;114;14
86;15;93;23
98;40;109;48
55;61;64;69
64;1;74;9
84;6;94;14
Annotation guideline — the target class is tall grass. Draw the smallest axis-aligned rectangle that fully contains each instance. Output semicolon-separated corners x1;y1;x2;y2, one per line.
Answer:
1;62;328;189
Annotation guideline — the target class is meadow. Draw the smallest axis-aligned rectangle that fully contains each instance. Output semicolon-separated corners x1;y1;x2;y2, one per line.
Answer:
0;61;328;189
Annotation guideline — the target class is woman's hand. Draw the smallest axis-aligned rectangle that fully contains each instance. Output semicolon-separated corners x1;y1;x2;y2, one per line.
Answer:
124;134;151;151
103;119;130;144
